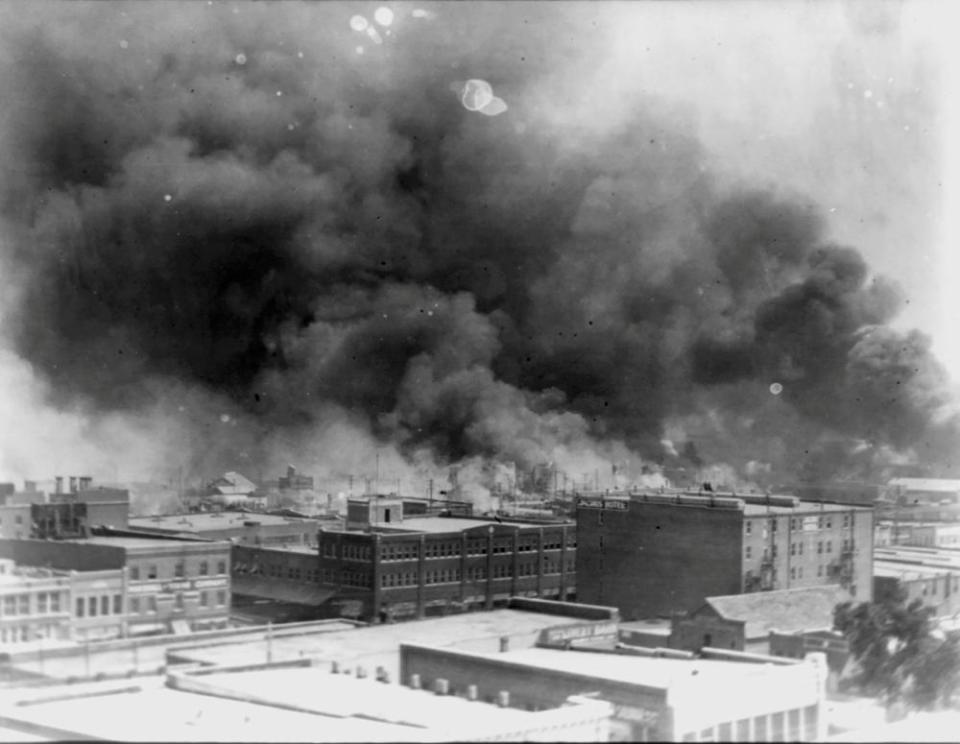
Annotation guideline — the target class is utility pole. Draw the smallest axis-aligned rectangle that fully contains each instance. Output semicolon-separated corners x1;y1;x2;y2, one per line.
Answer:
428;479;434;507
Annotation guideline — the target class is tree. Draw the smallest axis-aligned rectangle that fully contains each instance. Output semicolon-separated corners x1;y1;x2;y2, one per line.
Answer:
834;587;960;710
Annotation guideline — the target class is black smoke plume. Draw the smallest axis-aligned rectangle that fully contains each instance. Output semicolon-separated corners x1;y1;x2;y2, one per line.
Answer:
0;1;955;493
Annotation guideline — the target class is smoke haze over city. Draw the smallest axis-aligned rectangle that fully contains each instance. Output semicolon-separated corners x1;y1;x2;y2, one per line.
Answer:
0;1;954;500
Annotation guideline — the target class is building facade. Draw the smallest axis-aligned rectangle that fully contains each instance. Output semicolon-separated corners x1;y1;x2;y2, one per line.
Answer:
0;559;71;649
0;536;231;637
308;497;576;622
576;491;873;620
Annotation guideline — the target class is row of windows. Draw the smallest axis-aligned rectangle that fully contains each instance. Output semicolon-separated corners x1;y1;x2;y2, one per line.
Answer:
679;705;818;742
746;514;853;535
341;570;371;588
2;592;65;617
234;562;319;583
129;559;226;582
75;594;123;618
0;624;59;644
381;559;567;587
127;590;227;614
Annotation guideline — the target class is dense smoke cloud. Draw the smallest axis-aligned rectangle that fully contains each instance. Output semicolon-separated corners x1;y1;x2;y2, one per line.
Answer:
0;1;954;495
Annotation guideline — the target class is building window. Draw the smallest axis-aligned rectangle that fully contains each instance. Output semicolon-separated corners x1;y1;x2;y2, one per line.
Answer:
51;593;60;613
745;521;752;535
147;565;157;580
3;596;15;616
216;591;226;606
745;546;752;559
217;560;227;575
817;542;823;554
770;519;777;532
101;595;109;615
199;591;209;607
790;543;796;556
817;565;823;577
199;561;208;576
130;597;140;614
175;593;184;610
15;514;22;525
89;597;98;617
174;562;185;578
37;593;48;614
113;594;122;614
791;567;796;580
16;594;28;615
826;541;832;553
148;596;157;613
130;566;140;581
76;597;85;618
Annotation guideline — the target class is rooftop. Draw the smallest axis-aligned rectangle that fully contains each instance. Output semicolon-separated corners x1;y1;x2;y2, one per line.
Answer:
873;562;952;581
742;501;864;516
334;515;569;535
889;478;960;493
874;546;960;571
0;669;608;743
130;513;324;533
163;607;596;681
702;585;849;639
74;535;230;550
476;646;782;690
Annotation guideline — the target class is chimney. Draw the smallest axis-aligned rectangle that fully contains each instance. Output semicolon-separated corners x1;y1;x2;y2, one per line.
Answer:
434;678;449;695
331;661;340;674
55;476;63;494
466;684;478;701
69;476;78;493
408;673;421;689
79;476;93;491
499;636;510;653
356;666;367;679
497;690;510;708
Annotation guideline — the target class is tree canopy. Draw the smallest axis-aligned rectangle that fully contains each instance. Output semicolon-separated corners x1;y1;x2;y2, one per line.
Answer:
834;587;960;710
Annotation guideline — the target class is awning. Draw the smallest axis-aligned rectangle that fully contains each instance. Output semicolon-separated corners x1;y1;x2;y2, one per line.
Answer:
232;576;338;606
171;619;192;635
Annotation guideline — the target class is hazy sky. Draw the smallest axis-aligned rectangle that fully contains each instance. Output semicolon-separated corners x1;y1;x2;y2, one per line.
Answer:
598;1;955;374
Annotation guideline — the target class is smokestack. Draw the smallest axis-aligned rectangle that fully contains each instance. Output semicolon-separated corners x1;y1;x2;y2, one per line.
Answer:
79;476;92;491
55;476;63;494
68;476;77;493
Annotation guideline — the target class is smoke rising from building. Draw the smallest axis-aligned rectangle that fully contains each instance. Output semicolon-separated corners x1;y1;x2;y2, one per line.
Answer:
0;2;954;494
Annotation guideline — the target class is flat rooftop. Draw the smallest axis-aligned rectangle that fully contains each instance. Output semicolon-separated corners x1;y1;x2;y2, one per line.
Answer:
165;608;593;681
469;646;785;690
874;561;955;581
334;516;570;535
72;535;229;550
130;512;323;532
875;547;960;570
0;667;603;743
742;501;864;516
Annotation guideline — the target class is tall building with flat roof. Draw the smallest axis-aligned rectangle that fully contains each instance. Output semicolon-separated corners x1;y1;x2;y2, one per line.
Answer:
576;491;873;620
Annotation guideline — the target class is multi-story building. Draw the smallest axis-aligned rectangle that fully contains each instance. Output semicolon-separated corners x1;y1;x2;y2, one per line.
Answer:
576;491;873;620
0;559;71;649
304;496;576;622
874;546;960;625
129;512;324;548
0;477;129;541
400;641;829;741
0;536;231;636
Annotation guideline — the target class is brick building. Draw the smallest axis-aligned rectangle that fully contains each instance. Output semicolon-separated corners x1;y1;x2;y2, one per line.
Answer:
129;512;323;548
229;496;574;623
576;491;873;620
0;477;129;541
0;536;231;636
